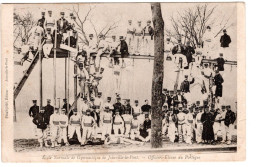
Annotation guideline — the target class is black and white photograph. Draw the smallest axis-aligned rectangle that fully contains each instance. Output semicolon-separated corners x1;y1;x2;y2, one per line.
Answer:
1;2;245;162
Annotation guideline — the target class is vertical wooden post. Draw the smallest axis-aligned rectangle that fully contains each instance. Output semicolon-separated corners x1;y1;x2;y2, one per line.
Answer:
65;58;67;101
39;47;43;108
54;30;57;107
74;31;79;110
13;100;17;122
74;64;78;110
151;2;164;148
67;31;70;113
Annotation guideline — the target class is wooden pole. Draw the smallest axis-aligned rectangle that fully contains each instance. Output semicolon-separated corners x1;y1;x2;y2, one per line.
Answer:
54;30;57;107
150;2;164;148
39;46;43;108
74;63;78;110
65;58;67;101
13;99;17;122
67;31;70;113
74;32;79;110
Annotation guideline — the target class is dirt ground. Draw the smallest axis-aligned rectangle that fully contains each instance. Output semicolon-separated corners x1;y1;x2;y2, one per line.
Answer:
14;136;237;153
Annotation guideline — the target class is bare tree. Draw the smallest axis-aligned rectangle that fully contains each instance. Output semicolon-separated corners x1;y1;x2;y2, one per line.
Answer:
66;4;94;46
13;11;36;49
90;19;120;45
167;4;234;47
67;4;120;46
151;2;164;148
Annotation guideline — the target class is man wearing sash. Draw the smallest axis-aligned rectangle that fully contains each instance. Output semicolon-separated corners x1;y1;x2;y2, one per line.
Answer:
68;109;82;143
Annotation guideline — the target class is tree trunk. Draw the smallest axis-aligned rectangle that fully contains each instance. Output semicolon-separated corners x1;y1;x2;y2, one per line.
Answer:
150;2;164;148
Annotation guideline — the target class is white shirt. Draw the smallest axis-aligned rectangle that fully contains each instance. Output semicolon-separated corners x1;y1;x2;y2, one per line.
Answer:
203;67;213;77
31;26;44;37
94;97;104;109
177;112;186;124
203;30;214;43
69;114;81;126
133;105;141;114
135;26;143;34
110;41;119;50
104;102;114;110
79;102;90;115
165;42;173;52
127;24;135;33
59;114;68;127
88;39;97;50
50;113;60;126
81;115;95;127
44;16;56;28
196;112;203;124
185;113;194;125
98;39;107;49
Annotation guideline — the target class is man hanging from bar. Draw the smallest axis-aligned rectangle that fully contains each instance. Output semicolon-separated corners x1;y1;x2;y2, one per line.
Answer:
75;63;90;98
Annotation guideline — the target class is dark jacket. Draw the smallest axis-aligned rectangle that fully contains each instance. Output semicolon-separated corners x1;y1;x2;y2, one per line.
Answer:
172;44;185;55
113;102;124;115
215;57;225;71
143;26;154;40
180;78;195;93
143;120;151;131
38;17;45;28
33;112;49;129
214;74;224;86
62;103;72;115
184;46;195;63
29;105;39;118
220;34;231;48
57;18;69;34
65;36;77;48
123;104;133;115
173;95;187;106
141;104;151;114
44;104;54;123
224;110;236;126
120;40;128;56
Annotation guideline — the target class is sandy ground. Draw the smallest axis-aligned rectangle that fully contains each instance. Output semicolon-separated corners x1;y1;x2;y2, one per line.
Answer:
14;136;237;153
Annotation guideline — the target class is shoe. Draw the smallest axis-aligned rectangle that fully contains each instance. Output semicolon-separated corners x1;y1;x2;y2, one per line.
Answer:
227;141;231;145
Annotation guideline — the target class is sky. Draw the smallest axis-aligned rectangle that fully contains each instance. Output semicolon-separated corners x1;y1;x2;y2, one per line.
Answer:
14;3;237;41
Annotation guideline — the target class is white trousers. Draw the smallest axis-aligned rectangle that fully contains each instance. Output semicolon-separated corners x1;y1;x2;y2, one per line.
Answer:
178;124;186;142
37;128;48;143
213;122;221;140
43;44;53;57
184;124;192;144
50;126;59;142
162;124;168;135
222;124;233;141
124;124;131;136
196;123;203;143
113;125;124;136
130;129;140;140
33;36;42;50
127;34;134;53
68;125;82;142
81;127;93;143
168;123;176;142
101;123;112;140
58;127;68;143
143;36;152;55
134;36;143;54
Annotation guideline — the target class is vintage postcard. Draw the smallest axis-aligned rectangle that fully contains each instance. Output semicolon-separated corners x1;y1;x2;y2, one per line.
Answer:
1;2;246;162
